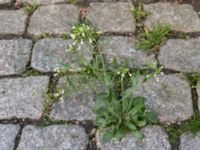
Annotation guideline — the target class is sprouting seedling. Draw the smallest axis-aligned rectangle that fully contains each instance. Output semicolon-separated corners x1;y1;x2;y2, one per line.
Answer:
131;5;150;20
144;61;164;82
23;2;38;14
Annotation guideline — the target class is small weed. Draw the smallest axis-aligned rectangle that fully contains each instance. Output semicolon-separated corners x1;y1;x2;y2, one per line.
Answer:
131;5;150;20
94;84;158;143
144;61;164;82
69;0;78;4
43;93;56;114
166;113;200;143
57;23;160;143
37;116;66;127
23;2;38;15
136;24;171;51
185;73;200;88
68;23;101;52
38;33;49;39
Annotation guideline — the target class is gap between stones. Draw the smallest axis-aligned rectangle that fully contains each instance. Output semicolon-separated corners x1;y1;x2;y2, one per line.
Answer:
13;125;25;150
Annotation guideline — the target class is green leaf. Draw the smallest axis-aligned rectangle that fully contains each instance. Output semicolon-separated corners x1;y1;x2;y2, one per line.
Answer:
131;130;144;139
113;127;127;140
145;112;159;123
93;93;108;111
102;130;114;143
125;122;137;130
95;117;107;127
134;120;147;127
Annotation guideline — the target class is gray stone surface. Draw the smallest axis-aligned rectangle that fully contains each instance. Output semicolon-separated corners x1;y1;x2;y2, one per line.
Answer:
28;4;78;37
197;81;200;111
17;125;88;150
50;75;103;121
87;3;136;33
101;36;155;69
31;38;93;72
96;125;171;150
0;76;49;119
0;10;27;35
179;131;200;150
144;2;200;32
18;0;66;5
0;0;11;5
158;39;200;72
135;74;193;124
0;124;20;150
0;39;32;76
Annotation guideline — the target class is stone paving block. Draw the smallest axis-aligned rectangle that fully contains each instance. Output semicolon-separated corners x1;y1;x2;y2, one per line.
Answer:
0;39;32;76
0;76;49;119
96;125;171;150
28;4;78;37
50;75;104;121
87;3;136;33
17;125;88;150
0;10;27;35
18;0;66;5
31;38;93;72
134;74;193;124
0;124;20;150
144;2;200;32
158;39;200;72
0;0;11;5
197;81;200;111
179;131;200;150
100;36;155;69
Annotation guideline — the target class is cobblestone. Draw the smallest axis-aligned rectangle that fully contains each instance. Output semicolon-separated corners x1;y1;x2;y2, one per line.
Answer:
0;76;49;119
18;0;66;5
96;125;171;150
101;36;155;69
87;2;136;33
0;0;11;5
144;2;200;32
158;39;200;72
135;74;193;124
0;39;32;76
49;75;103;121
180;131;200;150
0;124;20;150
28;4;78;37
17;125;88;150
31;38;92;72
0;10;27;35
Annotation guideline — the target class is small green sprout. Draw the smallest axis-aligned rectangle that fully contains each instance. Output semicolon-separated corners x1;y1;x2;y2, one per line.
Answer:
144;61;164;82
131;5;150;20
23;2;38;14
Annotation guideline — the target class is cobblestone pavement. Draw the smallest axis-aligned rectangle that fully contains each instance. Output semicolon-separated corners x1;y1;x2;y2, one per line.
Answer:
0;0;200;150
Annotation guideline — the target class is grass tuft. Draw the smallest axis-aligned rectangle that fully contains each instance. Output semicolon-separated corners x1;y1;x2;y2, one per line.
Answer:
136;24;171;51
131;5;150;20
23;2;38;15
